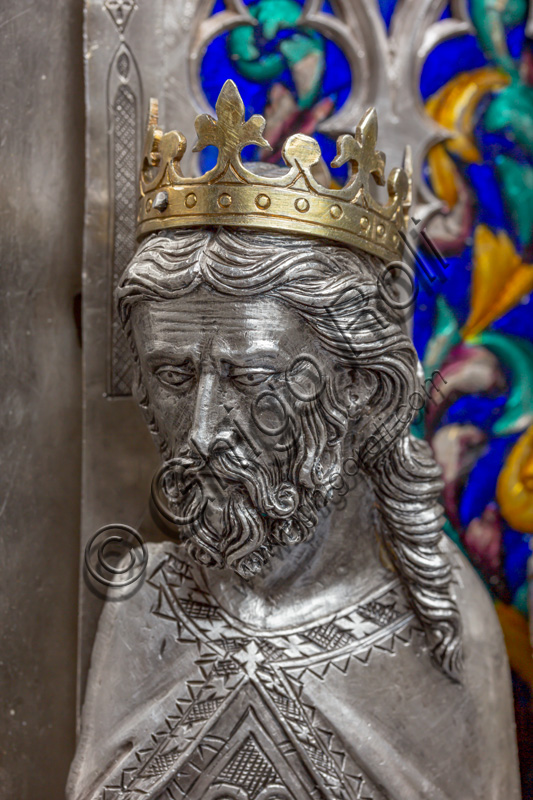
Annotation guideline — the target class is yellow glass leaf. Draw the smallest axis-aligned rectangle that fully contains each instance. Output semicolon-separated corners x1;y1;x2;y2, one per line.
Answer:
426;144;459;208
495;601;533;689
462;225;533;339
497;424;533;534
426;67;510;164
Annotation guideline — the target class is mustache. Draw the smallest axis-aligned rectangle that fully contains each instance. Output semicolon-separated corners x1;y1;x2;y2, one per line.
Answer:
154;380;341;577
164;444;299;520
159;442;311;577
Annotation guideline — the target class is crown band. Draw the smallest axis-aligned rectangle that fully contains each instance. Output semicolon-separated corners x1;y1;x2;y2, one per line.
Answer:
137;80;411;262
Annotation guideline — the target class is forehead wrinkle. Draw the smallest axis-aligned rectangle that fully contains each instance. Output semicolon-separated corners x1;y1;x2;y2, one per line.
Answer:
143;292;297;335
133;289;319;368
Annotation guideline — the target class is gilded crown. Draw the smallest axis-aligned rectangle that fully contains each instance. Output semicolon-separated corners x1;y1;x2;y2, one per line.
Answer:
137;80;412;262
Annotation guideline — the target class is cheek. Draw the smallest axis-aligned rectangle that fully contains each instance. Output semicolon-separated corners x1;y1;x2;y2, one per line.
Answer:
248;388;293;441
240;385;302;466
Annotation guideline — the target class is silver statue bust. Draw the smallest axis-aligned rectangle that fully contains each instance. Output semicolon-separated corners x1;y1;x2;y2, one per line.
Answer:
68;84;520;800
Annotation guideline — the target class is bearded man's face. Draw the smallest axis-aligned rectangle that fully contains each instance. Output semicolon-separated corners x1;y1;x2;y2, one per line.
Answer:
131;287;348;577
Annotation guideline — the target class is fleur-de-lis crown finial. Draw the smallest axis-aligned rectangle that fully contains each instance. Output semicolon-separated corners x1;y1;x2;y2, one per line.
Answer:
193;80;270;162
137;80;411;262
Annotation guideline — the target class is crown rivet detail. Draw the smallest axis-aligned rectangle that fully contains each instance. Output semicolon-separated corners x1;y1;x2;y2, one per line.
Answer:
295;198;310;213
255;194;271;210
153;191;169;212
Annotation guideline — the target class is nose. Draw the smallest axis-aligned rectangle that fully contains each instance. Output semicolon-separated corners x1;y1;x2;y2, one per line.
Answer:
188;368;227;459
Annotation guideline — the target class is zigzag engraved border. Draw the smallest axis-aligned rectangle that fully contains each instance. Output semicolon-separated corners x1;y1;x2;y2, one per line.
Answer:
100;553;423;799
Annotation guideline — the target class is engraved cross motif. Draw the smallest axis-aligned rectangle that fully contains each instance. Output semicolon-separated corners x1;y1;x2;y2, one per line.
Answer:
233;641;266;677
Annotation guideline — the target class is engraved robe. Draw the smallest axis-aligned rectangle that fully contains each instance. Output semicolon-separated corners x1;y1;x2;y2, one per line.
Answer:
68;541;520;800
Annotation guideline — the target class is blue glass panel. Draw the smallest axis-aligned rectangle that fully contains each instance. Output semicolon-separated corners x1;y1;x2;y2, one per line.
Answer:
428;249;473;328
200;0;351;174
377;0;398;31
492;294;533;339
465;162;513;234
420;35;487;100
507;22;526;59
441;394;507;431
503;528;532;594
412;289;437;360
459;433;520;527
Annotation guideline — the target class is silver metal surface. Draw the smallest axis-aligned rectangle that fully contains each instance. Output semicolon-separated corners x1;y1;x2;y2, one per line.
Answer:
79;0;473;699
0;0;84;796
75;1;521;797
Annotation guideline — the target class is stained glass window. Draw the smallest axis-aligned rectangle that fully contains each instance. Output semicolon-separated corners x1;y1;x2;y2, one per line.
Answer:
200;0;351;176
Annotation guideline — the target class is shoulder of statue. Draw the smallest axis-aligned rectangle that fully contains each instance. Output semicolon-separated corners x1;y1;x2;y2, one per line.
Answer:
100;538;183;604
440;534;508;670
71;541;193;798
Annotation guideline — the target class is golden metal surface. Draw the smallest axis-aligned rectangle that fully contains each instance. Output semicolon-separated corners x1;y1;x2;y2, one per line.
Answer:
137;80;411;261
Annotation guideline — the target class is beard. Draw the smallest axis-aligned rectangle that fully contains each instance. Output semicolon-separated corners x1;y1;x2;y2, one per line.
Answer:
159;420;340;578
153;372;350;579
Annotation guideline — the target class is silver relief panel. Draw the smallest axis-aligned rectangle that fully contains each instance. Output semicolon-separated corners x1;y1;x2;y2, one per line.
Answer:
76;2;523;797
82;0;211;716
83;0;479;718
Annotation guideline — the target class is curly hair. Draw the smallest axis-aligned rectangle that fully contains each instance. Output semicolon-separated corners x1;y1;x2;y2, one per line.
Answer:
117;226;462;679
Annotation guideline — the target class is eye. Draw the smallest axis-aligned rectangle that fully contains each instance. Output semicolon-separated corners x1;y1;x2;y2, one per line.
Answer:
155;365;194;388
230;367;277;387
